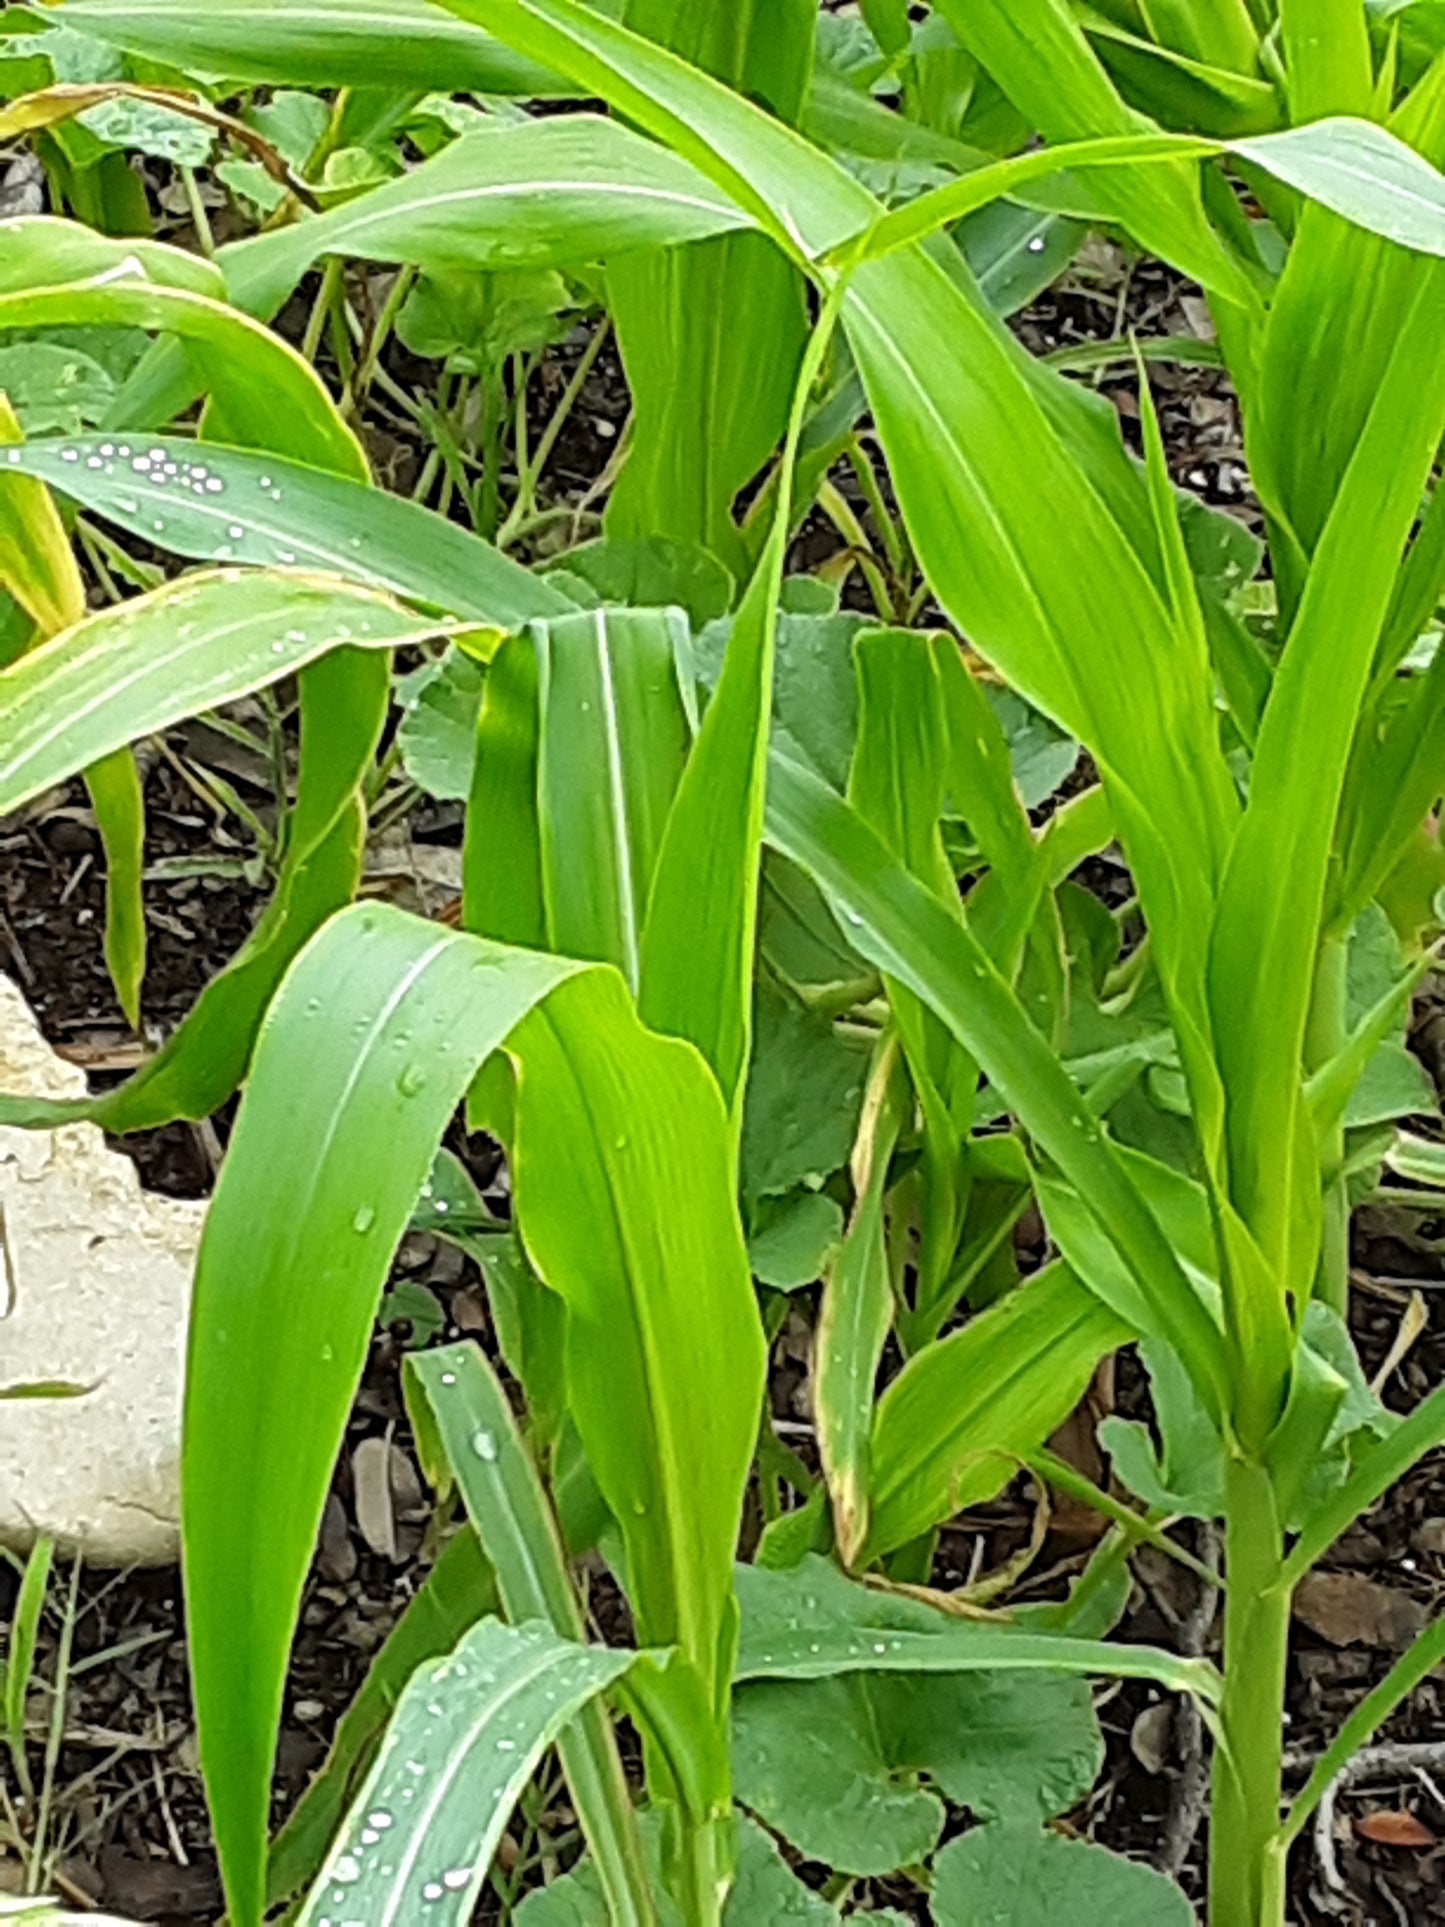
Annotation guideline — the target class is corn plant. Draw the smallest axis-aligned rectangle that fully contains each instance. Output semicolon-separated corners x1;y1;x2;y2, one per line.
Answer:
1;0;1445;1922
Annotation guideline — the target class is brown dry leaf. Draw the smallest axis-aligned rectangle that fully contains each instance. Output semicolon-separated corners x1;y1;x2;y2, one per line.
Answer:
1355;1809;1437;1849
1293;1571;1427;1650
1129;1700;1174;1776
452;1284;488;1333
352;1436;398;1562
317;1490;357;1584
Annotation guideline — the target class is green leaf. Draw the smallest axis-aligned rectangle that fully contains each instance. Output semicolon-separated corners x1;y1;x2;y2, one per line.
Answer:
739;978;868;1205
733;1557;1221;1703
931;1822;1194;1927
1206;266;1445;1314
2;436;564;629
1281;0;1376;121
0;220;364;477
405;1346;655;1927
1099;1336;1226;1519
0;569;437;820
731;1667;1099;1877
930;0;1251;299
184;906;585;1925
53;0;564;95
535;609;692;988
0;343;115;436
266;1529;499;1911
514;1811;835;1925
637;291;841;1118
553;536;735;630
222;116;751;322
296;1619;635;1926
397;648;487;803
83;747;145;1029
763;753;1232;1420
4;1537;51;1795
864;1264;1129;1560
815;1039;907;1565
746;1191;844;1290
0;650;385;1135
507;972;766;1703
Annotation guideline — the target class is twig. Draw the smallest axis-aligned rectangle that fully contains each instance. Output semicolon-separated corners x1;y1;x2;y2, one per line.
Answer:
1288;1740;1445;1893
1156;1522;1219;1878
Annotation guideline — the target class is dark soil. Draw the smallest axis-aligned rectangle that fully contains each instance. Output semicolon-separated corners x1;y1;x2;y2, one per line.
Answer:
0;160;1442;1927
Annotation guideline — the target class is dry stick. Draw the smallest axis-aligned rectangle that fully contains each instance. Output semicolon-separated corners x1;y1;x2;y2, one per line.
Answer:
1286;1740;1445;1893
1157;1523;1220;1879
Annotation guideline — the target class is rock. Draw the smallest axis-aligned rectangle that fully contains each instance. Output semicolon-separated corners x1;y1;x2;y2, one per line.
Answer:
0;974;202;1564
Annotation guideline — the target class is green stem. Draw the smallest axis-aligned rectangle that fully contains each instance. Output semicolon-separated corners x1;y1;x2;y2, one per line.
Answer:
1305;931;1351;1315
1210;1457;1289;1927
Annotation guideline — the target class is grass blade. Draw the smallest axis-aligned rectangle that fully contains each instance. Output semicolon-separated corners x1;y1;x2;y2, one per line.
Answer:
296;1619;634;1926
223;116;752;322
406;1345;655;1926
0;570;436;819
3;437;567;629
764;751;1231;1419
266;1529;499;1911
4;1537;52;1800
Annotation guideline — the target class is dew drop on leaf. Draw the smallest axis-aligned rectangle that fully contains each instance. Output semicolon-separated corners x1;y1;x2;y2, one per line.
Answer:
470;1427;498;1462
352;1205;376;1235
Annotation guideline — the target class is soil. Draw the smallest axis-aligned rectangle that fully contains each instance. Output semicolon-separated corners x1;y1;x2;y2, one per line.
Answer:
0;149;1442;1927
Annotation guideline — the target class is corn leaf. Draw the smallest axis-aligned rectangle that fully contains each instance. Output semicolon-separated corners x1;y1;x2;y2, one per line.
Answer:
222;116;753;323
296;1619;635;1927
51;0;563;95
184;904;760;1921
2;436;565;629
763;751;1232;1418
863;1264;1129;1561
265;1529;499;1911
406;1346;654;1927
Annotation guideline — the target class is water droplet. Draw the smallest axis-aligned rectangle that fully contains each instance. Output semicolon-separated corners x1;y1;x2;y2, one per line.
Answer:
439;1371;456;1387
278;549;297;564
286;628;307;644
397;1064;426;1097
359;1828;378;1846
471;1428;498;1462
228;524;244;540
495;1738;516;1752
352;1205;376;1234
1027;235;1046;253
442;1869;470;1892
333;1855;361;1884
116;495;138;514
60;448;79;463
368;1810;393;1831
152;519;165;533
421;1882;444;1902
85;455;104;470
